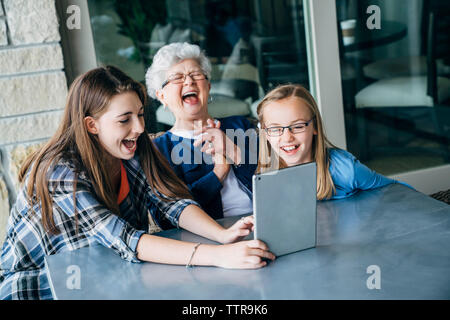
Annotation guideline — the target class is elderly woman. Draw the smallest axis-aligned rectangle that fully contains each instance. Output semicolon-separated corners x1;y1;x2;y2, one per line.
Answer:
146;42;257;220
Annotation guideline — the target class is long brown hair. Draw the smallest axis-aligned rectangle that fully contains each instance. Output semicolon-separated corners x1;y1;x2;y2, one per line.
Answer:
256;84;337;200
19;66;192;234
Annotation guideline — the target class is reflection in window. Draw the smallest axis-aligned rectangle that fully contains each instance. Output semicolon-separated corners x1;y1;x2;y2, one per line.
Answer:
336;0;450;175
88;0;310;132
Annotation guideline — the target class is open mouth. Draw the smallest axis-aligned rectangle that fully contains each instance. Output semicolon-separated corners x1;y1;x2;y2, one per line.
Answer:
182;91;199;105
280;144;300;155
122;137;137;152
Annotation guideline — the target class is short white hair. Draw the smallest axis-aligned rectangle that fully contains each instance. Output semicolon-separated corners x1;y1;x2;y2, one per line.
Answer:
145;42;212;99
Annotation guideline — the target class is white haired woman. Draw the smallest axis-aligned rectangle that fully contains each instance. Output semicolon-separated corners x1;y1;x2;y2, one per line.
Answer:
146;42;257;220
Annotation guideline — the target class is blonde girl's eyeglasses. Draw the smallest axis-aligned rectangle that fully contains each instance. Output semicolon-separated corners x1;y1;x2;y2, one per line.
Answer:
264;118;314;137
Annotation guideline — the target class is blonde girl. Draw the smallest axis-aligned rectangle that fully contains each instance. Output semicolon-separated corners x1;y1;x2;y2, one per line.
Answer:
256;84;409;200
0;66;274;300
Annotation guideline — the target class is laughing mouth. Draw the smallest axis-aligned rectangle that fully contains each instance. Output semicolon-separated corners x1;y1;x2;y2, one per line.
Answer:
280;144;300;153
182;91;198;98
182;91;199;104
122;137;137;150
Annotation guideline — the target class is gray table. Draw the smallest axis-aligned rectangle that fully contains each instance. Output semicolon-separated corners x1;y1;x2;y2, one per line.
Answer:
45;184;450;299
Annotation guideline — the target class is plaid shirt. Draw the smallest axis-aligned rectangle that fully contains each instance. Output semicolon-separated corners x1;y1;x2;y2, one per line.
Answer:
0;155;198;300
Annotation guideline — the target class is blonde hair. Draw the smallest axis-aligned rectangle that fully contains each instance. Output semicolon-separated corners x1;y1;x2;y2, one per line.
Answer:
19;66;193;234
256;84;337;200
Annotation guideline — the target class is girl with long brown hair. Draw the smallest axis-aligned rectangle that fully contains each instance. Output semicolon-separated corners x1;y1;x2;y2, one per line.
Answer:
0;66;274;300
256;84;410;200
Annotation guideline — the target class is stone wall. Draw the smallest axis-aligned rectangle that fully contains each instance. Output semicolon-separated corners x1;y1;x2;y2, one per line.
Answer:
0;174;8;245
0;0;67;245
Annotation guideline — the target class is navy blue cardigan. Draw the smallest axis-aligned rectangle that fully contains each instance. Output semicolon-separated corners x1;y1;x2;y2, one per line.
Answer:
153;116;258;219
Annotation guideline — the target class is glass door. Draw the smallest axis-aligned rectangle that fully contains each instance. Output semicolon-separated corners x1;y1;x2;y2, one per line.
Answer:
332;0;450;194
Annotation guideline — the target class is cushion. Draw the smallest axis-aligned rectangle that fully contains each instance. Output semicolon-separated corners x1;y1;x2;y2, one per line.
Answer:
355;76;450;108
150;23;174;43
222;63;260;84
210;79;259;101
150;23;174;51
208;94;250;118
363;56;427;80
250;98;263;119
155;106;176;126
168;28;191;43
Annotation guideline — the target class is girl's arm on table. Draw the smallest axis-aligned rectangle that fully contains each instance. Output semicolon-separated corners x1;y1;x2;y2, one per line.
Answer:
136;205;273;269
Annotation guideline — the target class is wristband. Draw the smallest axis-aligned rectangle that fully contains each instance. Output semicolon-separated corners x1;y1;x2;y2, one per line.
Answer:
186;242;202;268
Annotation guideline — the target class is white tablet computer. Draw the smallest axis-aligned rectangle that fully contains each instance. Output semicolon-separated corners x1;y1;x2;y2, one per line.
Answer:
253;162;317;256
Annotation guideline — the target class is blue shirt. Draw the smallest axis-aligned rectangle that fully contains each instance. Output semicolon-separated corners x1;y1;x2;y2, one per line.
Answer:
0;155;198;300
328;148;411;199
153;116;258;219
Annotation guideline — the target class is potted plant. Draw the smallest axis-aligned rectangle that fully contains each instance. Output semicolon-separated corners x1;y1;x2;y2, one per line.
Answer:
113;0;167;68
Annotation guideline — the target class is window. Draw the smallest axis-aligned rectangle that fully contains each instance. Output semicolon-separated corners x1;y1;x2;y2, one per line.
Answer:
336;0;450;175
87;0;310;132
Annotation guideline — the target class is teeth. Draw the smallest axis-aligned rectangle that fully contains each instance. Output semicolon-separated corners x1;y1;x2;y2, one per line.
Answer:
282;145;297;151
124;138;137;142
183;91;197;98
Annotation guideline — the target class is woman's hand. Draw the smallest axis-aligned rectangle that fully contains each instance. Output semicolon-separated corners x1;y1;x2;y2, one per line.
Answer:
219;215;255;244
193;119;242;166
213;240;276;269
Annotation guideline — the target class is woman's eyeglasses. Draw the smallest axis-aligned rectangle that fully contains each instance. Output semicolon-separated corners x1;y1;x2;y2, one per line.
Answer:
161;72;208;89
264;118;314;137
